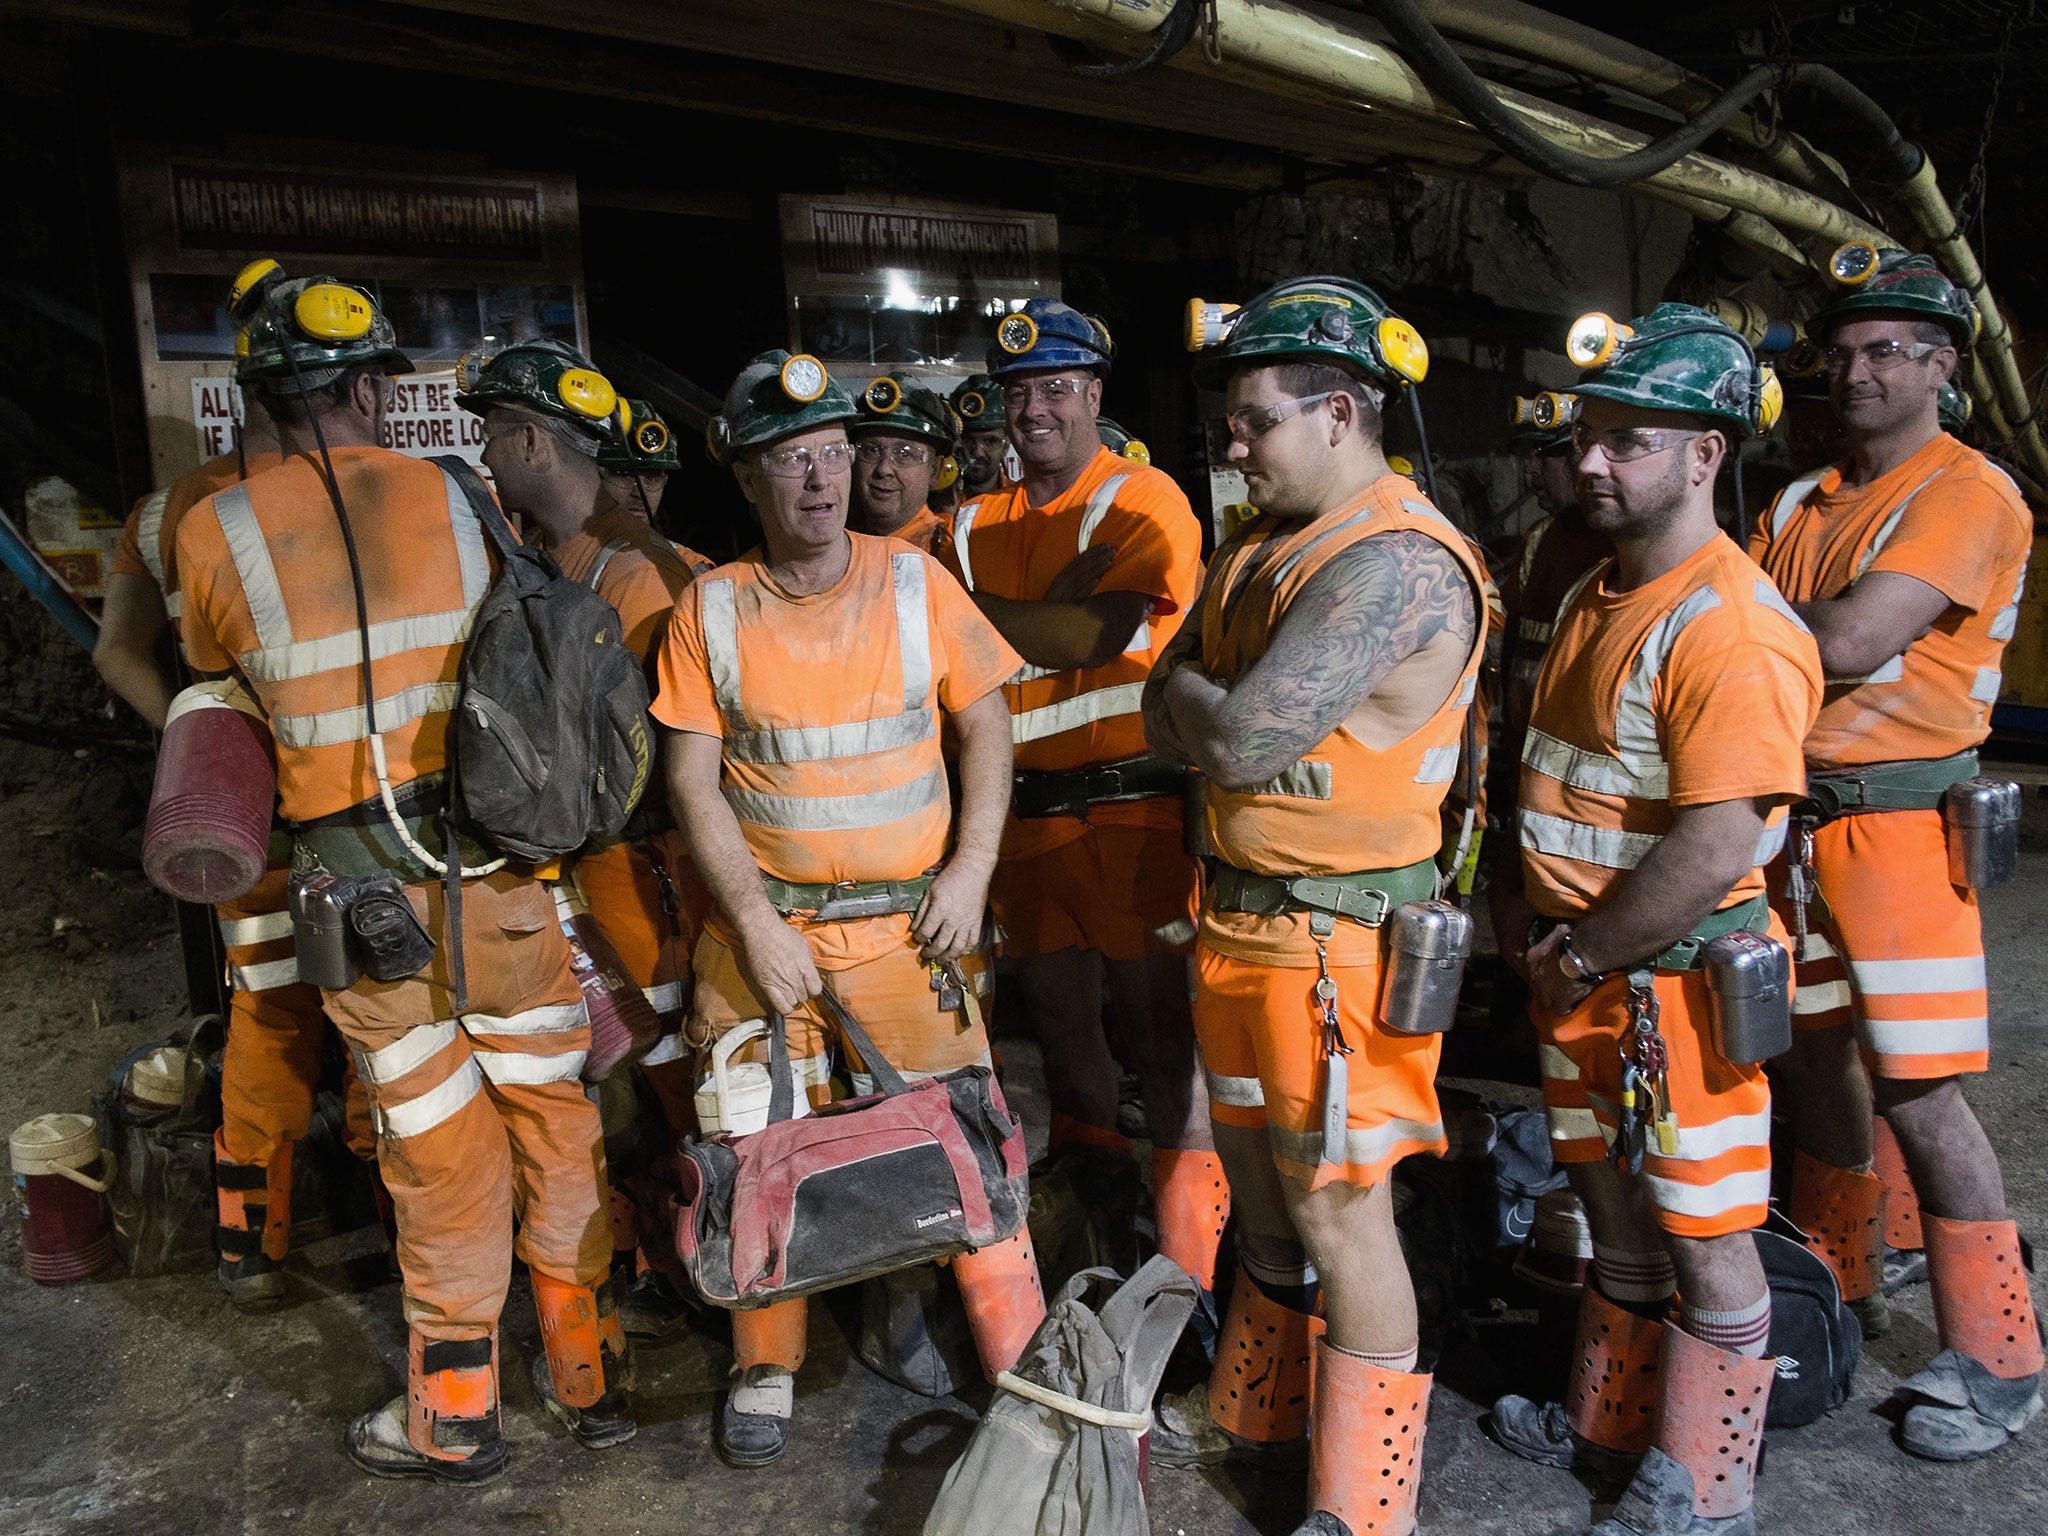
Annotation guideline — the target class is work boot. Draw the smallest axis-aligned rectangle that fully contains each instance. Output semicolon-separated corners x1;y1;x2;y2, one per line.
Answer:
1882;1245;1929;1295
531;1271;637;1446
1287;1518;1352;1536
214;1130;289;1311
620;1269;696;1340
1589;1327;1773;1536
348;1331;508;1484
1153;1262;1315;1469
1487;1286;1661;1486
1897;1216;2047;1460
1895;1351;2042;1460
216;1251;286;1312
716;1364;794;1467
347;1394;508;1485
530;1353;637;1449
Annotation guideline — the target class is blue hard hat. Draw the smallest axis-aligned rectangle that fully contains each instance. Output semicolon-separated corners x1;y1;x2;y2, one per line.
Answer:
987;297;1115;379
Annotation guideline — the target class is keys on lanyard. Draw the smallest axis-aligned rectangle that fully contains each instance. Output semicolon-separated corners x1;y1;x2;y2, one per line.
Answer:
1315;939;1352;1170
1613;972;1677;1172
1788;817;1819;950
928;960;966;1013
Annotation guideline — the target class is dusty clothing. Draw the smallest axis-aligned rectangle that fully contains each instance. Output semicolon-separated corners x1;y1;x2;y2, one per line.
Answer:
881;503;952;557
113;450;284;626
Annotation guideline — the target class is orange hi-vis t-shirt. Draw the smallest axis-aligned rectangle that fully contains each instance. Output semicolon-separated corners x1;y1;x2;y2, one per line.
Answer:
112;451;284;625
1750;431;2032;770
1199;478;1489;966
177;447;500;823
652;531;1020;894
1520;533;1822;921
941;444;1202;858
552;503;705;668
885;504;952;557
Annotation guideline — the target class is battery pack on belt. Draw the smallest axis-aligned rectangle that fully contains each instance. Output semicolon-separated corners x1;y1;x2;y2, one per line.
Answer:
1011;755;1188;820
761;873;936;923
1800;749;1979;820
1647;892;1770;972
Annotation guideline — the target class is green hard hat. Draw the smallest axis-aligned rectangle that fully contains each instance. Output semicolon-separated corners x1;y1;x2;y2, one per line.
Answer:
849;372;960;451
228;259;412;388
1565;302;1780;439
952;373;1006;435
1939;380;1972;433
597;399;680;473
455;338;620;443
1813;244;1977;350
707;350;856;464
1186;275;1430;392
1509;392;1577;451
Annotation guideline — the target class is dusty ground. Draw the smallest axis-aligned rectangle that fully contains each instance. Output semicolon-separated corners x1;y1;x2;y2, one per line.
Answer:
2;718;2044;1534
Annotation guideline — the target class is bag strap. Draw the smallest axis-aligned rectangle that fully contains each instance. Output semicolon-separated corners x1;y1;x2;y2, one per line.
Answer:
429;454;520;561
1097;1253;1200;1412
817;987;911;1098
766;1009;796;1124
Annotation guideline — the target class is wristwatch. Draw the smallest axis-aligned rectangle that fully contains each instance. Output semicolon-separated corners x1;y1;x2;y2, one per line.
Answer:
1557;935;1606;984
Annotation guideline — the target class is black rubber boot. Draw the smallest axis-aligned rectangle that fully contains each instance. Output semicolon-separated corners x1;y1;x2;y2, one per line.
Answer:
531;1353;638;1450
346;1396;509;1485
216;1252;286;1312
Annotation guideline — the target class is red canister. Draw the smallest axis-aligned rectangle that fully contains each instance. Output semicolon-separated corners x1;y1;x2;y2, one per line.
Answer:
11;1113;117;1284
143;679;277;904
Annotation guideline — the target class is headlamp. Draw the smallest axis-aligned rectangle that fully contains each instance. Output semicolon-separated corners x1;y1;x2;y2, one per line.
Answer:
1530;391;1579;431
1756;368;1784;434
557;367;618;421
1510;397;1537;427
862;376;902;413
294;284;375;344
707;416;732;463
1566;312;1632;370
779;353;828;404
1375;317;1429;384
1120;437;1151;466
1781;337;1825;379
1829;241;1882;287
995;313;1039;356
1184;299;1240;352
455;351;489;393
957;390;988;420
632;420;670;457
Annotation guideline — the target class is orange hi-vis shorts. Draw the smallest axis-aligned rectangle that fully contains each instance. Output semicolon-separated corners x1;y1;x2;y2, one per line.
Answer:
1193;942;1447;1193
991;814;1199;961
1770;808;1990;1079
1536;926;1780;1239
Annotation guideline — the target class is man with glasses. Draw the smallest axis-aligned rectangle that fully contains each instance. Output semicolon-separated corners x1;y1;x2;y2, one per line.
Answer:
849;370;961;554
1145;277;1485;1534
941;298;1227;1328
1486;305;1822;1536
654;350;1043;1468
951;371;1011;496
1753;251;2041;1461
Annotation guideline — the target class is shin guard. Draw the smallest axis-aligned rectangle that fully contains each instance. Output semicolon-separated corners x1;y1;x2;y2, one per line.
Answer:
407;1329;502;1461
1564;1286;1666;1454
954;1230;1049;1381
1307;1339;1430;1536
1210;1265;1317;1443
732;1298;810;1374
1923;1215;2047;1379
1647;1325;1773;1520
531;1271;608;1410
1789;1150;1884;1303
1153;1148;1230;1293
1873;1117;1924;1251
214;1128;291;1263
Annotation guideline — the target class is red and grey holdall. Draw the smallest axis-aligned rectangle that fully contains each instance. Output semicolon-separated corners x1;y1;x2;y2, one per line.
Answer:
672;989;1031;1309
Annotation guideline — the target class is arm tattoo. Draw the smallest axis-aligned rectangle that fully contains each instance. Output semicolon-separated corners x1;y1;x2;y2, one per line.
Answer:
1205;529;1477;787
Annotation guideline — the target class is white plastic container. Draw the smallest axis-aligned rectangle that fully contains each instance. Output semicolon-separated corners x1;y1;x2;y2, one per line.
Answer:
694;1020;813;1136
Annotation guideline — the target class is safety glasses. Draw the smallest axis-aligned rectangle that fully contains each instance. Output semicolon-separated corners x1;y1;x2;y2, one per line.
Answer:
1820;340;1944;375
999;376;1092;409
853;441;934;467
1225;391;1337;444
1570;425;1701;463
754;441;852;479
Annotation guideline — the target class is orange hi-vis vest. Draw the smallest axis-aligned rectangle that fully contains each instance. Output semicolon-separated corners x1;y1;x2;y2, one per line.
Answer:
1198;479;1488;965
1751;431;2032;770
176;447;495;823
116;451;284;628
685;535;954;887
1520;534;1822;920
946;446;1200;768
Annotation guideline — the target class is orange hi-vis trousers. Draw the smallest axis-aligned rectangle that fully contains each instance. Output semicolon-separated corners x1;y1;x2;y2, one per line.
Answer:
992;818;1199;960
573;829;707;1026
1537;923;1781;1239
320;870;612;1339
1773;809;1990;1078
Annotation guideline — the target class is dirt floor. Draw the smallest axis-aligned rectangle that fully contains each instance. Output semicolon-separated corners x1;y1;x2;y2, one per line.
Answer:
2;715;2045;1534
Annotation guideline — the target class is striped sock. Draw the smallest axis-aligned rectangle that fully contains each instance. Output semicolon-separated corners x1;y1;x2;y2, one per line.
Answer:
1341;1341;1419;1374
1682;1294;1773;1358
1592;1243;1677;1313
1242;1249;1320;1315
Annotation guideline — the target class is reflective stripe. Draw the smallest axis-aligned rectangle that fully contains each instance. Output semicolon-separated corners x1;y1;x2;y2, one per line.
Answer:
644;980;689;1014
376;1056;483;1139
725;767;946;832
640;1032;692;1067
1861;1014;1990;1057
354;1020;461;1086
1249;761;1333;800
219;910;294;947
1547;1105;1603;1143
1456;674;1477;708
1991;605;2019;642
1768;477;1823;541
1642;1167;1771;1219
1011;681;1147;744
135;490;170;591
476;1049;587;1086
1828;652;1905;687
1268;1116;1445;1170
272;679;462;749
230;957;301;992
1669;1107;1772;1162
700;578;745;723
1753;819;1787;864
1971;666;2002;703
213;484;294;650
443;468;493;604
1077;474;1129;552
464;1002;589;1038
1205;1071;1266;1109
1538;1043;1580;1082
891;552;932;711
1798;933;1839;962
1522;727;1666;798
1750;578;1810;634
164;592;183;620
1848;956;1986;995
1614;585;1720;774
1415;743;1462;784
1792;979;1853;1014
239;608;474;684
1399;498;1455;530
725;708;935;766
1512;657;1543;683
1519;809;1659;870
1853;472;1943;579
950;502;980;592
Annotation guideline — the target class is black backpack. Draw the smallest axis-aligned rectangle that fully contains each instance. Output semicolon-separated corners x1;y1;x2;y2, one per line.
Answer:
432;456;653;861
1756;1212;1862;1427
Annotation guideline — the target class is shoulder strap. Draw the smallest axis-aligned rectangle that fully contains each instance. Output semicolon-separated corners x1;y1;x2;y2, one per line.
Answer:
583;537;631;592
429;454;519;561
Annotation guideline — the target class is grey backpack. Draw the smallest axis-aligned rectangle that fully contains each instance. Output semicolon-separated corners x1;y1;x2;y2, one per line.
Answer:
432;456;653;861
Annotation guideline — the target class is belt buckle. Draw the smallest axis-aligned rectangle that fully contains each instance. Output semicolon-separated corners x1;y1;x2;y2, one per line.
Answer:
1354;888;1394;927
1097;765;1126;802
810;880;877;923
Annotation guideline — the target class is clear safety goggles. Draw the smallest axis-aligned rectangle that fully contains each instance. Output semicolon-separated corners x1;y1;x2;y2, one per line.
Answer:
755;441;852;479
